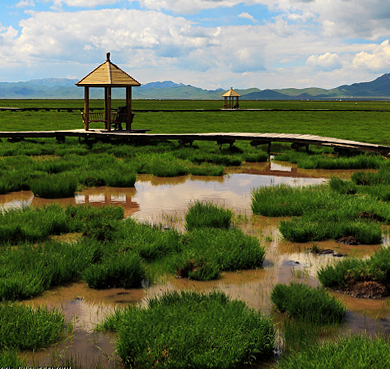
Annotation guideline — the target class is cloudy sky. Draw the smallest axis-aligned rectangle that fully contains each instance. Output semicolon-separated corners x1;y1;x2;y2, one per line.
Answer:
1;0;390;89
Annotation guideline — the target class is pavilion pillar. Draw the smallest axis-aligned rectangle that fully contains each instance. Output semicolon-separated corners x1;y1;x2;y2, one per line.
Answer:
104;86;112;131
84;87;89;130
126;86;132;130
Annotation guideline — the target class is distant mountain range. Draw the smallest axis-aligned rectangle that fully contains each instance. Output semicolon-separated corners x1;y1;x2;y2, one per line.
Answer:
1;74;390;100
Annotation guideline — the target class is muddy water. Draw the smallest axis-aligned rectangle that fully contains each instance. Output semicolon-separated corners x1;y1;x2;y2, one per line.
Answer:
1;162;389;367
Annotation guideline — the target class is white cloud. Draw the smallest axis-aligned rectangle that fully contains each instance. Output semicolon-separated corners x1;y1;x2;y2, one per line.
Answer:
353;40;390;73
49;0;119;7
2;1;390;89
306;52;342;71
16;0;35;8
7;9;268;77
136;0;241;14
0;25;19;66
238;12;258;23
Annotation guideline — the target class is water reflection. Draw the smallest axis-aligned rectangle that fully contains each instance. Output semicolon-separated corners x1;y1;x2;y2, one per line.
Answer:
0;171;325;221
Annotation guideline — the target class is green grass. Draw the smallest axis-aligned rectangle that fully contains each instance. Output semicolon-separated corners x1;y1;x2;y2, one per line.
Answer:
172;228;266;280
30;173;78;198
114;218;182;262
185;201;233;230
103;171;136;187
0;303;65;350
279;216;382;244
329;176;357;194
251;184;325;217
275;151;384;170
83;253;148;289
140;154;190;177
0;204;124;245
318;246;390;293
252;184;390;243
0;350;27;368
188;162;224;176
1;100;390;146
98;290;275;368
276;335;390;369
0;240;103;300
271;283;346;324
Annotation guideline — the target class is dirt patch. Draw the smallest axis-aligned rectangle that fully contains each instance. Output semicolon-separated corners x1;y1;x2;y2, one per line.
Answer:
358;211;385;222
337;235;360;245
347;281;388;299
308;247;346;257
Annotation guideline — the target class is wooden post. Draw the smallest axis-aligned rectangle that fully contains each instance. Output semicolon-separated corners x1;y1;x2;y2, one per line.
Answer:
126;86;132;131
105;87;112;131
84;87;89;130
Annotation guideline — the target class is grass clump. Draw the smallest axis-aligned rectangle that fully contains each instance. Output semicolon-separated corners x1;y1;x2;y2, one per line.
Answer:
99;290;275;368
103;171;136;187
271;283;346;324
251;185;325;217
188;163;224;176
243;150;269;163
0;303;65;350
141;154;190;177
0;240;102;300
252;184;390;244
275;151;383;170
318;246;390;297
30;173;78;198
329;176;357;195
185;201;233;230
83;253;148;289
276;335;390;369
115;219;182;262
0;350;27;368
173;228;265;280
279;215;382;244
0;204;124;245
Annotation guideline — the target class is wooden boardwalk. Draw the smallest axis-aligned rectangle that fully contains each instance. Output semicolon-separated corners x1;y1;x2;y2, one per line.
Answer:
0;129;389;155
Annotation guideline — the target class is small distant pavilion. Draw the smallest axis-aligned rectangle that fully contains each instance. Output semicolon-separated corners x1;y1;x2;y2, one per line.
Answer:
76;52;141;131
222;87;241;109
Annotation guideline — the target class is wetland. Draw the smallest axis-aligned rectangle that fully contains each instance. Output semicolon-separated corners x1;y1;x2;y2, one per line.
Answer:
0;100;390;368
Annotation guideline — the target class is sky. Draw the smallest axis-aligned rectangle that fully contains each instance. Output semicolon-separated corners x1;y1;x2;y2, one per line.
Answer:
1;0;390;90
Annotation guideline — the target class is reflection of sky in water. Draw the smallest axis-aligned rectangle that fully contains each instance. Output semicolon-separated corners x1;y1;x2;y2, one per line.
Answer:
132;173;326;221
0;173;326;223
269;161;294;171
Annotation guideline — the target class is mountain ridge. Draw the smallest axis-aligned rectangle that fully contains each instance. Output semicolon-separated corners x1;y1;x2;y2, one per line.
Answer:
1;74;390;100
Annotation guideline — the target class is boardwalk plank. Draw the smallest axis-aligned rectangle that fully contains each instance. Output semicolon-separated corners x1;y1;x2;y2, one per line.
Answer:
0;130;389;155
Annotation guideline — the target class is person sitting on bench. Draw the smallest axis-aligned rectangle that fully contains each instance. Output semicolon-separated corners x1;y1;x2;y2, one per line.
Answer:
113;106;127;130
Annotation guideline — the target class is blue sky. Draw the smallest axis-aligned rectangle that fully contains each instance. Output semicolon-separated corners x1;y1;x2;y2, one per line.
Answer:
1;0;390;89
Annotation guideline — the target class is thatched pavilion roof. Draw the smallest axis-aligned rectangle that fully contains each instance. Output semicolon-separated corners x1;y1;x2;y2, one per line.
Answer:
222;87;241;97
76;52;141;87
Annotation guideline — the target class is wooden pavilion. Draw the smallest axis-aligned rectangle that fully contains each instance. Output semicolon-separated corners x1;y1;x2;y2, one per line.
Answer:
222;87;241;109
76;52;141;131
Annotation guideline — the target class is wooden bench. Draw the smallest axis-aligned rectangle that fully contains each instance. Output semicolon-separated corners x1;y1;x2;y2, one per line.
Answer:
81;111;135;131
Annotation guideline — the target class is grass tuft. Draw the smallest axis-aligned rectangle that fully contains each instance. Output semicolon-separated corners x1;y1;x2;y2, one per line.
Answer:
0;303;65;350
30;173;78;198
185;201;233;230
83;253;148;289
276;335;390;369
271;283;346;324
99;290;275;368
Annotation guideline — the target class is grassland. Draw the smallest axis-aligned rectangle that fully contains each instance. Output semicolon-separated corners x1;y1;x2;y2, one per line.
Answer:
1;99;390;145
